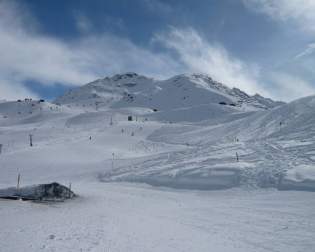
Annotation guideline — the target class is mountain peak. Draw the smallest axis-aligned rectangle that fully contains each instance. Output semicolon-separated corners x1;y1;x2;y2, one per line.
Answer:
103;72;153;82
54;73;284;120
110;72;139;80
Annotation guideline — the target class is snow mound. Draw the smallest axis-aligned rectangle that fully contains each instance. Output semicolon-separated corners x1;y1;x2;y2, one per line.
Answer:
278;165;315;192
103;167;241;190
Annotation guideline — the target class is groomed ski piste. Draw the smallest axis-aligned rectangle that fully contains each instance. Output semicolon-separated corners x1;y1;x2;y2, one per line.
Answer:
0;73;315;251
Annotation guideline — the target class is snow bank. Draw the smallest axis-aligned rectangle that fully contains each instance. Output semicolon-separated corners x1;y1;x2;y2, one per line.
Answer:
278;165;315;192
104;168;241;190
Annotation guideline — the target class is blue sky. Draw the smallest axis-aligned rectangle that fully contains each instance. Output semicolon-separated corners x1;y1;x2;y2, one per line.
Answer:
0;0;315;101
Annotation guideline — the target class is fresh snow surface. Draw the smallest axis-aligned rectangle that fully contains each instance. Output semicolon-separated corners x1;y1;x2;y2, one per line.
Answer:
1;184;315;252
0;74;314;251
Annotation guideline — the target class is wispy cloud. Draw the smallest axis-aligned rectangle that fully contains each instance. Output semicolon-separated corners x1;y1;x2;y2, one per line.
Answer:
268;72;315;101
243;0;315;33
154;27;268;96
0;0;181;100
295;43;315;59
0;0;97;99
0;79;38;100
243;0;315;101
1;0;311;102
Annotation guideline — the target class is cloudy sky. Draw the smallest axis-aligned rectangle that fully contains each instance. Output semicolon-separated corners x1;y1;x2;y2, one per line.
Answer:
0;0;315;101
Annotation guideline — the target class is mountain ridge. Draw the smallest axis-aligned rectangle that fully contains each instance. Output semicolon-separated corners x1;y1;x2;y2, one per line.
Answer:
54;73;285;115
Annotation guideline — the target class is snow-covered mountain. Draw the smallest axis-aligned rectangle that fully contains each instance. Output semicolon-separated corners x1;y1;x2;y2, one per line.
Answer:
0;74;313;191
54;73;284;122
0;73;314;251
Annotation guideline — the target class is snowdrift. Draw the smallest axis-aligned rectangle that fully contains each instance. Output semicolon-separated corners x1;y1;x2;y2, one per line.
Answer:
278;179;315;192
102;164;242;191
278;165;315;192
118;169;240;190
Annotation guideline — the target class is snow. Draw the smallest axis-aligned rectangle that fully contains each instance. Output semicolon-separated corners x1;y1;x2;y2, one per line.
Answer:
1;184;315;252
286;165;315;182
55;73;284;122
0;73;314;251
278;165;315;192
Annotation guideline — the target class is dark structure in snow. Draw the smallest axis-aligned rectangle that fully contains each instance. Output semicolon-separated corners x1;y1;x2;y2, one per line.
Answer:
0;182;75;201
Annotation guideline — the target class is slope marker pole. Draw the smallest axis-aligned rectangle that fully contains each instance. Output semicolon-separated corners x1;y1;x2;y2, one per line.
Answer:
17;173;21;199
29;134;33;147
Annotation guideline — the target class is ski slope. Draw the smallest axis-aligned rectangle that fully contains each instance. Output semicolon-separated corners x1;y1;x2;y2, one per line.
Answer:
0;73;314;251
101;95;315;191
0;78;313;190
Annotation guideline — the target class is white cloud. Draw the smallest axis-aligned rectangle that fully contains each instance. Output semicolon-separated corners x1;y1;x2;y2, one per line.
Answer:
0;0;181;100
295;43;315;59
0;79;38;101
243;0;315;33
242;1;315;101
2;0;310;102
154;27;269;96
75;35;182;79
0;0;97;99
268;72;315;101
